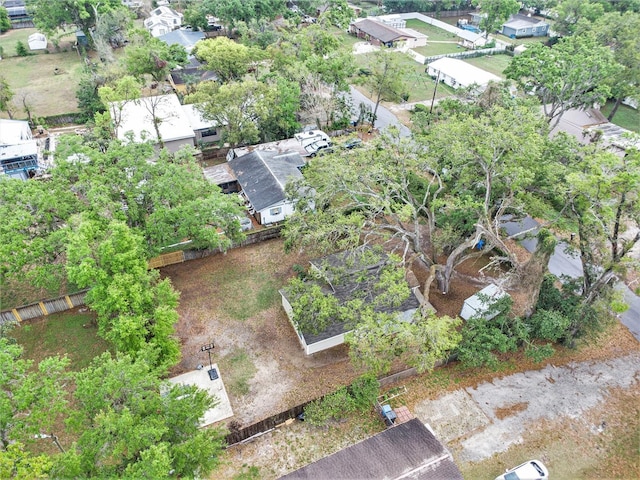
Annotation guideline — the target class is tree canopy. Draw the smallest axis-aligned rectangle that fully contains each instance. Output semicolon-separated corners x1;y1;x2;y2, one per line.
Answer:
505;33;619;129
472;0;521;37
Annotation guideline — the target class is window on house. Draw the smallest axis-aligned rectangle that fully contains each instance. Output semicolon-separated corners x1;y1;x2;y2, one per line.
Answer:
270;206;282;216
200;128;217;137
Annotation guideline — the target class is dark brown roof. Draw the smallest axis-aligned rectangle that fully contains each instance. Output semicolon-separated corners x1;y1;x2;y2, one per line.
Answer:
352;18;414;43
280;418;463;480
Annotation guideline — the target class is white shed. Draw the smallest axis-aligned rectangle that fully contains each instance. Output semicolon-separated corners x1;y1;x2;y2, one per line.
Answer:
460;284;510;320
27;33;47;51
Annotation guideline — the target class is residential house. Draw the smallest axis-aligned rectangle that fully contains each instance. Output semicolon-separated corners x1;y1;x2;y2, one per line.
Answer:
426;57;500;90
280;248;421;355
121;0;143;8
457;29;487;50
501;14;549;38
158;28;205;54
280;418;463;480
144;6;183;37
228;150;304;225
181;103;222;145
203;163;239;194
168;56;217;94
111;94;196;153
349;18;427;48
0;119;39;180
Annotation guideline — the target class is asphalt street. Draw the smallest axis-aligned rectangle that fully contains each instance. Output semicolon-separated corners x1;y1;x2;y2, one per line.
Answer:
349;86;412;138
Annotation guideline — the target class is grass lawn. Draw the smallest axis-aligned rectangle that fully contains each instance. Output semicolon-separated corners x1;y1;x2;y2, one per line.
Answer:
600;101;640;133
354;50;455;103
0;50;84;118
412;42;463;57
462;54;512;79
0;28;34;57
404;19;459;42
329;26;362;50
11;311;110;371
219;348;257;397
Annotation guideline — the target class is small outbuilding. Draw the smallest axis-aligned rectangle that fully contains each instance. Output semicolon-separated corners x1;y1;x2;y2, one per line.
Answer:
27;33;47;50
460;284;510;321
349;18;426;48
426;57;500;90
457;29;486;50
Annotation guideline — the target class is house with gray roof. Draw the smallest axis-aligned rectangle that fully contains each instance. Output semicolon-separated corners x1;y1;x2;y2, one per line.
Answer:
280;418;463;479
0;119;39;180
280;248;421;355
501;14;549;38
228;150;304;225
158;28;205;53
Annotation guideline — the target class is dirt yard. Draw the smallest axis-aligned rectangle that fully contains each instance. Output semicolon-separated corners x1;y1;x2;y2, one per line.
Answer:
162;239;368;426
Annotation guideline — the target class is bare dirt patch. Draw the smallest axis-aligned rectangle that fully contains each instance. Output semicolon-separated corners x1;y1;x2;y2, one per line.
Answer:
162;239;365;426
495;401;528;420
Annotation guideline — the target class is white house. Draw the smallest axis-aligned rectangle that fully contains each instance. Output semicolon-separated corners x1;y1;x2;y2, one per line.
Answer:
427;57;500;89
144;6;183;37
457;29;487;50
0;119;39;180
180;103;222;145
281;249;421;355
228;150;304;225
460;284;511;320
111;94;196;153
27;33;47;50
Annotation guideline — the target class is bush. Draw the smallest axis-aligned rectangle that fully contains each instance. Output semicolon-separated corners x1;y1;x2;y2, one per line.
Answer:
16;41;29;57
349;373;379;410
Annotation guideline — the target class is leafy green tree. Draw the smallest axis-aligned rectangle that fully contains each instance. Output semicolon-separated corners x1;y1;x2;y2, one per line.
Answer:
505;33;619;129
124;30;188;84
0;338;70;451
76;73;106;123
0;75;15;119
320;0;355;29
472;0;520;38
361;49;407;122
65;218;182;368
186;79;275;146
347;310;461;375
209;0;285;28
30;0;126;42
0;442;53;479
566;146;640;304
194;37;261;83
0;7;10;33
98;75;142;137
53;352;226;478
580;11;640;121
15;41;28;57
551;0;605;37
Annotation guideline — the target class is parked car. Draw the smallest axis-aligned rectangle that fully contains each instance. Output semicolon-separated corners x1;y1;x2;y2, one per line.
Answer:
495;460;548;480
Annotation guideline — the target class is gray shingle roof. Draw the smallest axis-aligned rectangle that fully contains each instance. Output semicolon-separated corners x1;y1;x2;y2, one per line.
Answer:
229;150;304;212
280;418;463;480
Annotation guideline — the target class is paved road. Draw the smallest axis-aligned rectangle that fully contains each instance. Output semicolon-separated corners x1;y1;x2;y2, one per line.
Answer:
501;215;640;340
349;86;412;138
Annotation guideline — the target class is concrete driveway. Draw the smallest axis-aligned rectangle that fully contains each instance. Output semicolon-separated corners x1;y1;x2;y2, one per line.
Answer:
414;353;640;462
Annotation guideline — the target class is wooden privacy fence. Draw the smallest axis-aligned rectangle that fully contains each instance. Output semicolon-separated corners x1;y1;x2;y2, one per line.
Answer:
225;401;313;446
1;225;284;324
0;290;89;324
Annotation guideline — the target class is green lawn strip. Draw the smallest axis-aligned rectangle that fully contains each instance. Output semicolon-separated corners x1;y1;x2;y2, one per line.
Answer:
412;42;463;57
461;53;512;79
12;311;110;371
600;101;640;133
0;51;83;118
404;19;459;42
218;348;257;397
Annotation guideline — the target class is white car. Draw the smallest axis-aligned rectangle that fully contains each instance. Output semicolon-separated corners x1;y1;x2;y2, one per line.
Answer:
495;460;549;480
